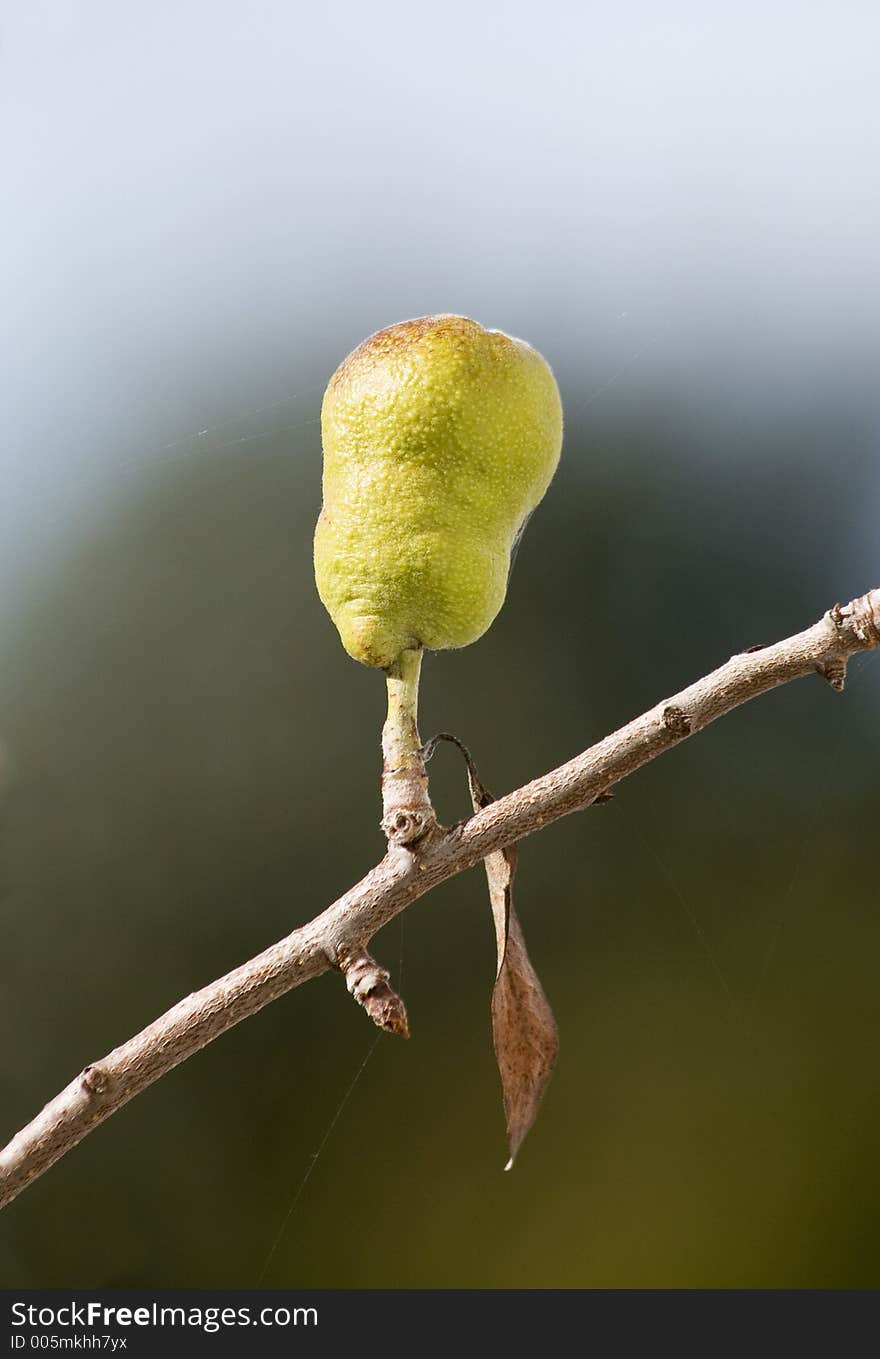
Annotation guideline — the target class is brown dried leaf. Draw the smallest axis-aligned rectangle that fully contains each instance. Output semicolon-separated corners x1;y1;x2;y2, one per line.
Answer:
469;773;559;1169
492;904;559;1169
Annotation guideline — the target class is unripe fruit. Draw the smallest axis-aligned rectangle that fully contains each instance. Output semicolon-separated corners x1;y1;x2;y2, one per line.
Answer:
314;314;563;669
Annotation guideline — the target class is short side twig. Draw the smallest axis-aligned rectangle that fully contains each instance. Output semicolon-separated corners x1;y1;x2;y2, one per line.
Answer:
339;947;409;1038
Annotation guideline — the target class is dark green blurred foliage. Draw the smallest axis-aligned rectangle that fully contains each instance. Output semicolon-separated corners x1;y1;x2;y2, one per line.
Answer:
1;376;878;1288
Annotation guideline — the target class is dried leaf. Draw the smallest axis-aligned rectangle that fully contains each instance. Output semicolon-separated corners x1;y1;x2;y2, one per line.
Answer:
492;905;559;1169
469;774;559;1169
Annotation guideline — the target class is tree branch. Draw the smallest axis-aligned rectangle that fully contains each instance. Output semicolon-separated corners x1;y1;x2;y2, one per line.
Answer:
1;589;878;1210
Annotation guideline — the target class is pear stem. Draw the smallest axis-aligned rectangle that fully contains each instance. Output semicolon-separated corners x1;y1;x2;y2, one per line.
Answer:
381;648;437;846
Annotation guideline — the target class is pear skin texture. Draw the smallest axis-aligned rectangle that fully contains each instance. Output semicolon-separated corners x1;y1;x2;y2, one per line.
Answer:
314;315;563;668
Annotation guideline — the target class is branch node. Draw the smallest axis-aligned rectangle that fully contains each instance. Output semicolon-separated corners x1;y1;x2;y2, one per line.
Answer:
660;704;692;738
380;804;435;847
340;949;410;1038
815;657;848;692
80;1064;110;1097
833;591;880;648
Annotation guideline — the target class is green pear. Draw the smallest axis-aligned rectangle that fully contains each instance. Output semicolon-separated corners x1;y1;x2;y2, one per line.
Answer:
314;314;563;670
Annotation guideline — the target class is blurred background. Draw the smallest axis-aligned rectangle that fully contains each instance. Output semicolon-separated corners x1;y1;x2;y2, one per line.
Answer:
2;0;879;1288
